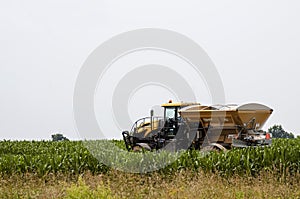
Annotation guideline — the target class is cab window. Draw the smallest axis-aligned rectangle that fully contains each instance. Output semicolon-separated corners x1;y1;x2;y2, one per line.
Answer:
165;107;176;119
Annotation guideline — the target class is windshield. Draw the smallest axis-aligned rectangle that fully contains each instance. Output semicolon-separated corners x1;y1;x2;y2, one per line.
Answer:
165;107;176;119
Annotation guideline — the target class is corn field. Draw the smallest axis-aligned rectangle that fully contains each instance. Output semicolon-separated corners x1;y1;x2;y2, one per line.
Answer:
0;138;299;177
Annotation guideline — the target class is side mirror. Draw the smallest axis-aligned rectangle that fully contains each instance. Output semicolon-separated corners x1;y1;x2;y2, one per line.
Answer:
150;109;154;117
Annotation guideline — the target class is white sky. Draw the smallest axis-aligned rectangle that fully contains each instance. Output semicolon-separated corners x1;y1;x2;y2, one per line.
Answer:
1;0;300;140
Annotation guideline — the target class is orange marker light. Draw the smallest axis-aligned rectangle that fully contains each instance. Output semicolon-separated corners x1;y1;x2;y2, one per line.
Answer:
266;133;270;140
169;99;172;103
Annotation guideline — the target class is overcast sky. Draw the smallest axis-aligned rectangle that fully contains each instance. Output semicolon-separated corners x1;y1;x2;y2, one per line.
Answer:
1;1;300;140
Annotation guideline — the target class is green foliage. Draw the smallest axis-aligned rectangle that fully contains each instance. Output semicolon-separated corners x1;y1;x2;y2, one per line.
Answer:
0;140;109;176
65;176;115;199
268;125;295;139
0;138;299;177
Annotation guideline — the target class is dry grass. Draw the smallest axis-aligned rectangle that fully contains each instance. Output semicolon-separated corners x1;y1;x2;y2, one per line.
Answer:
0;171;299;199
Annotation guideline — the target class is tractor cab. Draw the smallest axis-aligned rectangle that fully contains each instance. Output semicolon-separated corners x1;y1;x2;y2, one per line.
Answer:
128;100;200;138
122;100;200;151
160;100;200;138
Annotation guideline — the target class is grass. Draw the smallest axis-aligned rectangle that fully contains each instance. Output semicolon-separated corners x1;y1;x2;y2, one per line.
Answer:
0;170;299;198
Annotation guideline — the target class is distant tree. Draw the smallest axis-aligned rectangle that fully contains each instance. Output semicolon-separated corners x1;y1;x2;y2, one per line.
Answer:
51;133;69;141
268;125;294;139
